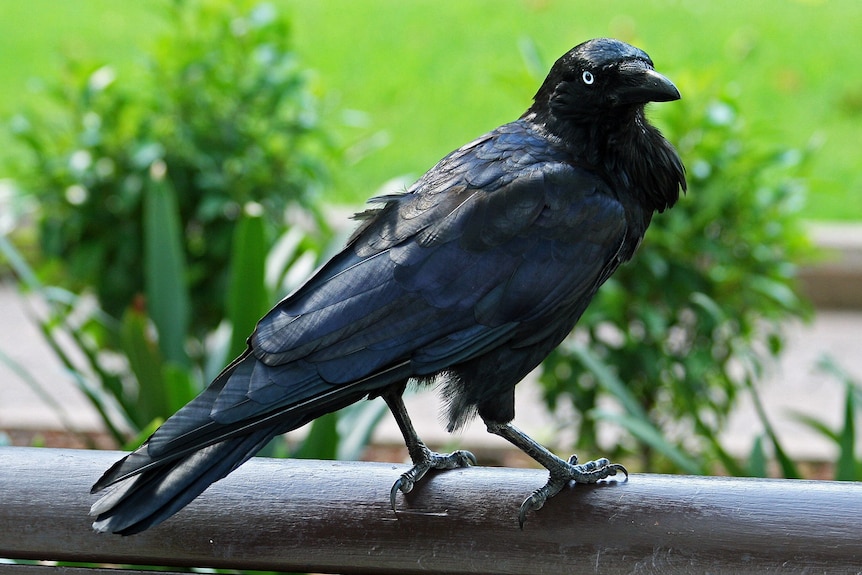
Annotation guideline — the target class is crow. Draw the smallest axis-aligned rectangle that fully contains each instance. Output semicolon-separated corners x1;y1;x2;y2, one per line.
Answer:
90;37;685;534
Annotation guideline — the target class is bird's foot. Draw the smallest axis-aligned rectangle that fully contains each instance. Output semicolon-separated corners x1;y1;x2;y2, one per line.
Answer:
518;454;627;528
390;447;477;511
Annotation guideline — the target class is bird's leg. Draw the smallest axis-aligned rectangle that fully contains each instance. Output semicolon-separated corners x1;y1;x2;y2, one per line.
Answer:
383;389;476;511
485;421;627;528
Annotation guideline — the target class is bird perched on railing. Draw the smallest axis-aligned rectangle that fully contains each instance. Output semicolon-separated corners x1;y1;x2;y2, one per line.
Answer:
91;37;685;535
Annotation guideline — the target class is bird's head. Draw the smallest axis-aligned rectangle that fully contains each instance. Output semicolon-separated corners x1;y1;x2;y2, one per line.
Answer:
527;38;680;129
525;38;686;212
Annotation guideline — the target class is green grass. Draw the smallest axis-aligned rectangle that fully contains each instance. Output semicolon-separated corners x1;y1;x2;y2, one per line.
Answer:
0;1;163;106
2;0;860;220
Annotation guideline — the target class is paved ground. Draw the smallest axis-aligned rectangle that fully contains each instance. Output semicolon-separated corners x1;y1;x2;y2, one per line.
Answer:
1;282;860;463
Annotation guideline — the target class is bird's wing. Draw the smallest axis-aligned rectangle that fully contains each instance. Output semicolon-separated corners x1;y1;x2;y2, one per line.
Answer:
211;126;628;417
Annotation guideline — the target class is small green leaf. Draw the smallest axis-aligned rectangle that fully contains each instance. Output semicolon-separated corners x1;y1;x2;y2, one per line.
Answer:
749;276;799;310
690;291;725;323
162;362;200;414
123;417;165;451
747;435;768;477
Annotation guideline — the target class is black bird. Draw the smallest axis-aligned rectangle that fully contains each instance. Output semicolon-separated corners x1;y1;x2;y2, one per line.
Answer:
90;38;685;534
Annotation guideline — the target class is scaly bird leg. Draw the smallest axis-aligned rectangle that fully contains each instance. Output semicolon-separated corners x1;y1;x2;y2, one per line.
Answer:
383;389;476;511
486;421;627;528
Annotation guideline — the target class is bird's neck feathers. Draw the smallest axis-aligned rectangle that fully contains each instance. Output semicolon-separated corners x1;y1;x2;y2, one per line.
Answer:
523;105;685;214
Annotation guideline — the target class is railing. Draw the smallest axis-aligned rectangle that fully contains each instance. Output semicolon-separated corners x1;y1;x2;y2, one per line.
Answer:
1;446;861;574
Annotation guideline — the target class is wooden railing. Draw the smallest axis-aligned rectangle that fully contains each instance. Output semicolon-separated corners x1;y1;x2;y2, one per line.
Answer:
1;446;861;574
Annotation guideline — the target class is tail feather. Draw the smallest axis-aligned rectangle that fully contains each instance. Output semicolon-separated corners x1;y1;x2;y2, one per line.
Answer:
90;349;414;534
91;428;275;535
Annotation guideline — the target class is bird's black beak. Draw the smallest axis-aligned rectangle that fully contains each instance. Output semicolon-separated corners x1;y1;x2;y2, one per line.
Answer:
616;61;680;105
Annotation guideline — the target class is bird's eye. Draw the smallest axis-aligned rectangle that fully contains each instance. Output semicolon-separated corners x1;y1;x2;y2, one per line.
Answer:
582;71;595;85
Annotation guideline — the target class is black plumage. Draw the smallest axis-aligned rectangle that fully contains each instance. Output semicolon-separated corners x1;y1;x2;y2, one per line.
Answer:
90;37;686;534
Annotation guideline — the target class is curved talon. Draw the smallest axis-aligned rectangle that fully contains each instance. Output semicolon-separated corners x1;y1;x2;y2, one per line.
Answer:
518;491;545;529
610;463;629;481
518;497;531;529
390;478;403;512
390;469;419;512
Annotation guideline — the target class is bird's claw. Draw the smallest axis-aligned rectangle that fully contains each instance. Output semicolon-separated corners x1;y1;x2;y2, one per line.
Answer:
390;449;477;512
389;477;406;511
518;455;627;529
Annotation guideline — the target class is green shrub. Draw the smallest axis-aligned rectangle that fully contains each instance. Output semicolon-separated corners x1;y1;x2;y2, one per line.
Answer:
6;0;334;336
1;1;349;451
540;82;814;475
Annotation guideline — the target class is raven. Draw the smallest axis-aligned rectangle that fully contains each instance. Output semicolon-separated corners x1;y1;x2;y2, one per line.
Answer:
91;37;685;534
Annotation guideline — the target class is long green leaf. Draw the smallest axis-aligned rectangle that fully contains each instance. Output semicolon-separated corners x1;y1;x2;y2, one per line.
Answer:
2;232;129;442
143;175;190;366
0;232;42;290
745;376;801;479
0;347;82;440
573;343;708;474
836;383;857;481
119;308;168;428
769;432;802;479
62;317;129;420
788;411;840;443
699;423;746;477
226;209;268;360
814;356;860;481
570;343;647;419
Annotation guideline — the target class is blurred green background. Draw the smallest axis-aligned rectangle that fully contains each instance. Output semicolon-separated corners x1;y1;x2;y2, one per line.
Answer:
2;0;861;219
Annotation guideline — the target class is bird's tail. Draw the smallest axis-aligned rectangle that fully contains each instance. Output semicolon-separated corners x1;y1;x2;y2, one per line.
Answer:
89;348;383;535
89;350;289;535
90;427;275;535
90;343;410;534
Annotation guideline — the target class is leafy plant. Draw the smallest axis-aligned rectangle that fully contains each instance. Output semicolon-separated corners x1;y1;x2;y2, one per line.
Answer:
540;80;814;474
0;0;388;466
2;190;384;461
5;0;334;337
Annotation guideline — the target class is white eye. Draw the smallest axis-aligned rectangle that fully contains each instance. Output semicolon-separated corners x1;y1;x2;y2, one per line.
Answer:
582;71;595;85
